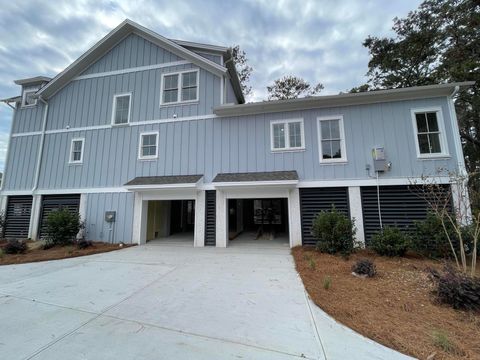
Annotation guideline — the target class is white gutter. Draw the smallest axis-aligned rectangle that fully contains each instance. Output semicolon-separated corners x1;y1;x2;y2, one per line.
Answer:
32;97;49;192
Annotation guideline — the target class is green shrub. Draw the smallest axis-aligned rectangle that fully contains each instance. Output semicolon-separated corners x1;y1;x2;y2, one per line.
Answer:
44;209;83;247
312;207;356;256
370;226;410;257
411;212;456;258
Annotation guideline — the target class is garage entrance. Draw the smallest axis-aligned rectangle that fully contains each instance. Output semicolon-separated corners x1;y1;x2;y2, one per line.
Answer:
146;199;195;244
228;198;289;246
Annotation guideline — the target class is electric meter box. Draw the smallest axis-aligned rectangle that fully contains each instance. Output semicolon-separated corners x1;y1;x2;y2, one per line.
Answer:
105;211;116;223
372;146;386;172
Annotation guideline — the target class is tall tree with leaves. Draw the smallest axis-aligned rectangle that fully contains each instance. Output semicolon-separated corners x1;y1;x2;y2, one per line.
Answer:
267;75;324;100
358;0;480;177
230;45;253;96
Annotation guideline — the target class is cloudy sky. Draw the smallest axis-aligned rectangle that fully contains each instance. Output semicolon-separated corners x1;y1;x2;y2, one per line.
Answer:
0;0;422;171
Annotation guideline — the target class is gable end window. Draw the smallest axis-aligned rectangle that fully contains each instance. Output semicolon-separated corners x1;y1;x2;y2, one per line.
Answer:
69;138;84;164
270;119;305;151
112;93;131;125
22;90;37;107
161;70;199;105
317;116;347;163
411;108;448;158
139;132;159;160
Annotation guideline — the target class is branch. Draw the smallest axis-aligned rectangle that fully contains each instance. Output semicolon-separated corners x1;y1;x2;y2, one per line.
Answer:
460;132;480;148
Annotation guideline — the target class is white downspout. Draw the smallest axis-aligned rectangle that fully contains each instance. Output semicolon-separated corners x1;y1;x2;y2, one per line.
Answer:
32;96;49;192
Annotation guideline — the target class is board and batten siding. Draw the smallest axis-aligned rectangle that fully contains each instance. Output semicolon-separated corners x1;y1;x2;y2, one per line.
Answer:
24;96;458;190
45;64;221;131
80;33;182;75
2;135;40;190
84;192;134;244
11;102;45;134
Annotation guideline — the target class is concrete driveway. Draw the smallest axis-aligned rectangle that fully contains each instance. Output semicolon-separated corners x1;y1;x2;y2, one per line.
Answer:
0;241;412;360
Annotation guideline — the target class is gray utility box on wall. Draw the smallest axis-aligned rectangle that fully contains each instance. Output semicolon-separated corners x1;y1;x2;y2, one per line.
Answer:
105;211;116;222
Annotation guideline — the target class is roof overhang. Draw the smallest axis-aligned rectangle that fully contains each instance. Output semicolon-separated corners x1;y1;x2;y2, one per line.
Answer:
36;19;228;99
14;76;51;86
214;82;475;117
212;171;299;188
0;96;21;104
124;175;203;191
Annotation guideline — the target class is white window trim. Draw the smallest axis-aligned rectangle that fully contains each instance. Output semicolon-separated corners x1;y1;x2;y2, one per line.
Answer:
111;93;132;126
270;118;305;152
69;138;84;164
317;115;348;164
138;131;159;160
21;90;37;108
159;69;200;106
410;107;449;159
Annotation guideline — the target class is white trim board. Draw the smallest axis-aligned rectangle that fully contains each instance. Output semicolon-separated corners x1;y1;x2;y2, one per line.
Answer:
74;60;191;81
10;114;218;138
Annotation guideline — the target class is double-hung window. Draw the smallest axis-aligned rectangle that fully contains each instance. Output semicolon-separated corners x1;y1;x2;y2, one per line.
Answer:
112;93;131;125
69;138;84;164
139;132;159;160
161;70;199;105
270;119;305;151
412;108;448;157
317;116;347;163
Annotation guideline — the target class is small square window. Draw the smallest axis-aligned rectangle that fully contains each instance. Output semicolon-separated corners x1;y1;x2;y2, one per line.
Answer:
139;132;158;160
112;94;131;125
69;138;84;164
271;119;304;151
22;90;37;107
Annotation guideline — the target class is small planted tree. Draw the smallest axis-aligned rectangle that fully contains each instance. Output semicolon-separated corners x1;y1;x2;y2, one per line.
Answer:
312;206;356;256
44;208;83;248
411;170;479;276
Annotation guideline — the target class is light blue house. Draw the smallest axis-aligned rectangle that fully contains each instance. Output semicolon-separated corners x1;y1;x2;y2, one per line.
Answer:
0;19;472;248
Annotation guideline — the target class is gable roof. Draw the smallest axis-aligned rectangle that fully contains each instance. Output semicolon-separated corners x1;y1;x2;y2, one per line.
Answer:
36;19;229;99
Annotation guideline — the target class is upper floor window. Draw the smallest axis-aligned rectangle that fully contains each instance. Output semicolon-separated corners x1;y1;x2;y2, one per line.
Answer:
270;119;305;151
161;70;199;105
412;108;448;158
69;138;84;164
112;93;131;125
138;132;158;160
317;116;347;163
22;90;37;107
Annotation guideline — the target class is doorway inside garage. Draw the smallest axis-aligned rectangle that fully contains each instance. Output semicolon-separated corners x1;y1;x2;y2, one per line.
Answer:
227;198;289;246
146;200;195;244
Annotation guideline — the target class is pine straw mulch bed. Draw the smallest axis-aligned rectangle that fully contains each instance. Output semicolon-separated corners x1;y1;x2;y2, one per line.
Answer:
0;240;134;266
292;247;480;360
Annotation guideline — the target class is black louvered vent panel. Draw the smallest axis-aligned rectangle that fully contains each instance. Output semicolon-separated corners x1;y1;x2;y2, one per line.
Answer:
205;190;216;246
299;188;350;246
39;194;81;237
4;196;33;238
361;185;451;244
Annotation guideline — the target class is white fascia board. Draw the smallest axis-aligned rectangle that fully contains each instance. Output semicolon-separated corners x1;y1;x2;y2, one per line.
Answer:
124;183;201;192
213;180;299;188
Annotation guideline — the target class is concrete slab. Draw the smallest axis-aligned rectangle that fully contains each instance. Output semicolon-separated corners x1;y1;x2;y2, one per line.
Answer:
30;316;309;360
0;295;95;360
0;261;174;312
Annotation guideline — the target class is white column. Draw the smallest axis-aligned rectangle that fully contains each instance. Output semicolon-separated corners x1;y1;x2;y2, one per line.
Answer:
0;195;7;213
194;190;205;247
348;186;365;246
215;189;227;247
28;195;42;240
132;192;148;245
451;181;472;226
288;188;302;247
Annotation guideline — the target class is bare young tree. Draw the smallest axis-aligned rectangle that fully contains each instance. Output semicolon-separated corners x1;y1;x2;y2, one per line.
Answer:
411;169;479;276
267;76;324;100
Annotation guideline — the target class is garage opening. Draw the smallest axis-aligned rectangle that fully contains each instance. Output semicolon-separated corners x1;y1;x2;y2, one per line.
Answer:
146;200;195;244
228;198;289;246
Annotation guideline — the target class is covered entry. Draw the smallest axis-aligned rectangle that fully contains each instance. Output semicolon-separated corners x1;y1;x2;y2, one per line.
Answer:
212;171;302;248
146;199;195;243
125;175;205;246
